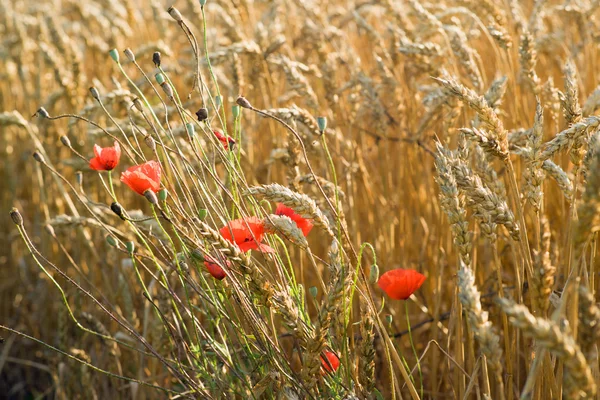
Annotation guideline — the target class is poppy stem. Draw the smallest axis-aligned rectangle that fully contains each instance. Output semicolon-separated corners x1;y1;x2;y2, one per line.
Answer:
405;301;424;398
107;170;117;201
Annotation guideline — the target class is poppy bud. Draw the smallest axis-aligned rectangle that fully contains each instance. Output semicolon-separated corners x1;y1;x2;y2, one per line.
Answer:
195;107;208;121
168;6;183;22
186;123;195;137
44;224;55;236
158;188;168;202
123;48;135;62
60;135;71;147
89;87;100;100
369;264;379;284
199;0;207;6
132;98;144;112
32;151;45;163
317;116;327;135
144;189;159;205
232;105;240;119
198;209;208;220
10;208;23;226
385;315;393;325
152;51;161;68
309;286;318;298
36;107;49;118
160;82;173;98
191;248;204;261
144;136;156;151
155;73;165;85
109;48;120;63
215;95;222;108
125;241;135;254
111;202;126;220
236;96;252;109
106;235;118;247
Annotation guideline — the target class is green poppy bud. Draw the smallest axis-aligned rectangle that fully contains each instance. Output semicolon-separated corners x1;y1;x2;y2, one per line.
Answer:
158;189;168;202
125;241;135;254
317;116;327;134
369;264;379;284
309;286;318;298
198;209;208;220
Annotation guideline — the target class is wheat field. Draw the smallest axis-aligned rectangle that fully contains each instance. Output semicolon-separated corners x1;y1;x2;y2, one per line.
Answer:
1;0;600;399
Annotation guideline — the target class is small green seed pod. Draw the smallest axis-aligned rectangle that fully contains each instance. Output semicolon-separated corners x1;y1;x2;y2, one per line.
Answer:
106;235;118;247
369;264;379;284
109;48;120;63
125;241;135;254
317;116;327;135
158;189;168;202
198;209;208;220
309;286;318;298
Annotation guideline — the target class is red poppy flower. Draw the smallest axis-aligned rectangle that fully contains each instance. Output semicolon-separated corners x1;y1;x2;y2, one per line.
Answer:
378;269;426;300
219;216;274;253
213;130;236;150
204;256;227;280
120;160;162;195
89;141;121;171
320;351;340;373
275;203;313;236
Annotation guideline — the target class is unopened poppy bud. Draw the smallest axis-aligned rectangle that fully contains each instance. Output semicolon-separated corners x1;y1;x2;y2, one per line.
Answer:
60;135;71;147
144;189;159;205
44;224;56;236
385;315;393;325
232;105;240;118
32;151;45;163
158;188;168;202
89;87;100;100
152;51;161;67
191;248;204;261
198;209;208;220
195;107;208;121
10;208;23;226
317;116;327;134
369;264;379;284
106;235;118;247
123;48;135;62
236;96;252;109
199;0;207;6
160;82;174;98
109;48;120;63
309;286;318;298
155;73;165;85
125;241;135;254
186;123;195;137
215;95;222;108
168;6;183;22
144;136;156;151
111;202;126;220
36;107;49;118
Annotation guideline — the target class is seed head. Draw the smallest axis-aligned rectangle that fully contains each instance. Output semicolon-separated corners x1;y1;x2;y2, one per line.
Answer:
144;136;156;151
132;98;144;112
152;52;161;68
195;107;208;121
111;202;126;220
89;87;100;100
32;151;45;163
60;136;71;147
35;107;49;118
123;48;135;62
168;6;183;22
144;189;159;205
160;82;174;98
44;224;55;236
236;96;252;109
10;208;23;226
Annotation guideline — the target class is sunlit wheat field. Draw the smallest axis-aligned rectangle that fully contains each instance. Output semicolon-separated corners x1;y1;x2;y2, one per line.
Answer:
2;0;600;399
